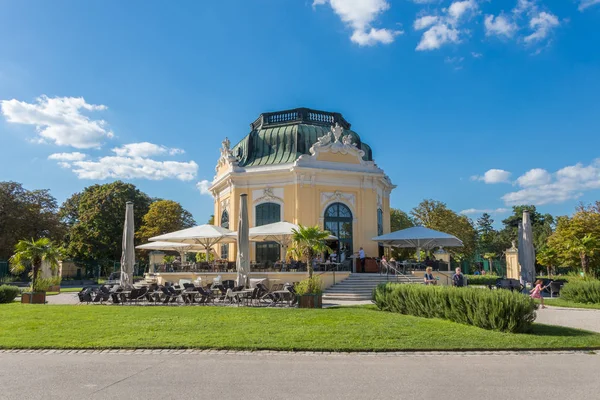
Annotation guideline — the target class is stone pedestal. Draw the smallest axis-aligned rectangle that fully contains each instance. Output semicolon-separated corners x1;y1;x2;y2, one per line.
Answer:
505;242;519;280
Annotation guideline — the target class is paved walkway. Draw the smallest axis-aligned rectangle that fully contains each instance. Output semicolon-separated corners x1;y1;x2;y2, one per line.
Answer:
1;351;598;399
536;306;600;333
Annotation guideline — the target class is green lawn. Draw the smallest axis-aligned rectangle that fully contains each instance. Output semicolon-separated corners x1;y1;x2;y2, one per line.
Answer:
46;287;82;296
539;298;600;310
1;304;599;351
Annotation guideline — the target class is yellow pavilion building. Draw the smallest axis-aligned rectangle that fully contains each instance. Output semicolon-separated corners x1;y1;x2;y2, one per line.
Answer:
209;107;395;268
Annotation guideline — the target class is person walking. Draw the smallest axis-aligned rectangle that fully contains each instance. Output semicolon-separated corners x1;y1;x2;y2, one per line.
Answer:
358;247;366;273
452;267;465;287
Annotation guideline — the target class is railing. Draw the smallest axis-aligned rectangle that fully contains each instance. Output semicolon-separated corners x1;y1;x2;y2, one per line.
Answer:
250;107;351;130
380;261;423;284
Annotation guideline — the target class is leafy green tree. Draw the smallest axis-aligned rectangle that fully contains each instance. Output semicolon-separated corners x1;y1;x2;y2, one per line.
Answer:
483;252;497;275
500;205;554;251
9;238;62;292
410;199;477;259
0;182;64;260
207;215;215;225
536;246;559;276
288;225;332;278
547;202;600;276
390;209;414;231
137;200;195;243
62;181;152;267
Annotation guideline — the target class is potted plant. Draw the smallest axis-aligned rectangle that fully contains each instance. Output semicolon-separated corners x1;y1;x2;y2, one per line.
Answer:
288;225;332;308
9;238;62;304
295;276;324;308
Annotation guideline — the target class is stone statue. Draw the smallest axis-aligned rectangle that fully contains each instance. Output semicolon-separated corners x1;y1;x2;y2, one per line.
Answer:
331;123;343;143
220;137;231;158
342;134;354;146
316;132;332;146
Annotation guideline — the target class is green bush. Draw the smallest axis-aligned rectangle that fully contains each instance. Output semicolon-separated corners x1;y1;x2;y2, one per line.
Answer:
561;281;600;304
295;276;323;295
464;275;500;286
0;285;21;303
373;283;537;333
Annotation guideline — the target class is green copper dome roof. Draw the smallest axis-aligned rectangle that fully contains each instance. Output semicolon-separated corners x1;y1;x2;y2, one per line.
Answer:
232;108;373;168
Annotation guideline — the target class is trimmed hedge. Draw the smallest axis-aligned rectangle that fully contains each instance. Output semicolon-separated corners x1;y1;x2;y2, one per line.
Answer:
373;283;537;333
0;285;21;304
561;281;600;304
464;275;501;286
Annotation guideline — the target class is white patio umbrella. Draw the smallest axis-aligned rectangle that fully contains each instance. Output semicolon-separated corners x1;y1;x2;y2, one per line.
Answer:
372;226;463;261
520;211;536;286
136;241;194;268
149;224;235;263
228;221;337;259
237;194;250;288
120;201;135;287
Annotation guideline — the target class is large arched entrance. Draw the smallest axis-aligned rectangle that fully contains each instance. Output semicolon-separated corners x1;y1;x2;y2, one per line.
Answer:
324;202;353;264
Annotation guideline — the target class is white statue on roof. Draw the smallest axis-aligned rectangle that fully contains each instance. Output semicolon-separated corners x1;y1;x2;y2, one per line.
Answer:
331;123;343;143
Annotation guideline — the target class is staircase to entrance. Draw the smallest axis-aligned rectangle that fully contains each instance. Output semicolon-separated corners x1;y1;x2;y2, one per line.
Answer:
322;272;423;302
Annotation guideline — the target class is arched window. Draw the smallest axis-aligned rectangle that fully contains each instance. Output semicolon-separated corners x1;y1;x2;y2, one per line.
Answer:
255;203;281;263
377;208;384;257
324;203;353;260
220;210;229;259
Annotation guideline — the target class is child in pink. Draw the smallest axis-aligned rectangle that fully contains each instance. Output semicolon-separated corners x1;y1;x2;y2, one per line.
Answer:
530;279;549;308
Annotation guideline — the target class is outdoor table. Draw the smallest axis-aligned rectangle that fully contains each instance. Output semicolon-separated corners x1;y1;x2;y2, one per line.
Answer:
118;290;132;304
233;288;254;305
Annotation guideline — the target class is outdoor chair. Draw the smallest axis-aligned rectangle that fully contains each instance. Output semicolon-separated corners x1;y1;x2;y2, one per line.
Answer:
549;281;563;298
92;286;111;304
77;287;94;304
145;284;161;304
109;286;124;303
222;280;235;290
129;287;149;304
160;287;180;304
182;283;199;304
197;287;215;305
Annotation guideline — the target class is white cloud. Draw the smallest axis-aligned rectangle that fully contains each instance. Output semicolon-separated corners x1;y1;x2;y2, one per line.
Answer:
69;156;198;181
524;11;559;43
471;52;483;58
578;0;600;11
484;14;518;38
515;168;551;187
0;95;113;149
460;208;509;215
48;143;197;181
513;0;536;16
413;15;439;30
313;0;402;46
196;180;212;196
48;152;87;161
471;169;512;184
351;27;401;46
414;0;477;51
112;142;184;158
502;159;600;205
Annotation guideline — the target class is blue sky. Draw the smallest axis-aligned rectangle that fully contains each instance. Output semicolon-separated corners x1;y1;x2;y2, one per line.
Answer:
1;0;599;226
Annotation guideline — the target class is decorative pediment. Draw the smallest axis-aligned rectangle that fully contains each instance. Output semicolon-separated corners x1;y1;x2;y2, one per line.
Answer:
321;191;355;208
215;137;239;172
253;187;284;204
308;123;365;160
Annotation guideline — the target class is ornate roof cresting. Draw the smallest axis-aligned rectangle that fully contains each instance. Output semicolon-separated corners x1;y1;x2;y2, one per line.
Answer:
309;123;365;158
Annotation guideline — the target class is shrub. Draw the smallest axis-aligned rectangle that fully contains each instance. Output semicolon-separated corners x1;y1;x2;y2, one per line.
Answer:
295;276;323;295
373;283;537;333
0;285;21;303
464;275;501;286
561;281;600;304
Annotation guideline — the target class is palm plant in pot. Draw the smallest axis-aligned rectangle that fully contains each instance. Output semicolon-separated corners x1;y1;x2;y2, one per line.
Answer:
288;225;332;308
9;238;62;304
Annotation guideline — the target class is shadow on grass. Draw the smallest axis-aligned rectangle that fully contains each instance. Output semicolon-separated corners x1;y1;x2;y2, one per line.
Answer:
529;323;597;338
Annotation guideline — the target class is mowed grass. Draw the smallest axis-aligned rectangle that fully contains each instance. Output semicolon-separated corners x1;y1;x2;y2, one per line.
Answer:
540;298;600;310
1;304;600;351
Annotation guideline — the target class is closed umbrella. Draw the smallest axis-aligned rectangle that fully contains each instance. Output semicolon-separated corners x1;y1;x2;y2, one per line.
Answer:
237;194;250;288
521;211;536;286
518;222;524;276
120;201;135;287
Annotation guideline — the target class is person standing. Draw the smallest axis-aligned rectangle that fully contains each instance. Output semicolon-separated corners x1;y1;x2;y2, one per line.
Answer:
452;267;466;287
359;247;366;273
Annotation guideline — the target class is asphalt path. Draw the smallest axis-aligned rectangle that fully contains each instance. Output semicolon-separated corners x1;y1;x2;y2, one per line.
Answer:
0;351;598;400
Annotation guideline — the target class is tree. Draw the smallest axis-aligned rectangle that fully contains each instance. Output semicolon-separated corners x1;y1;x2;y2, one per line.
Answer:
288;225;332;278
501;205;555;251
0;181;64;260
536;246;559;276
390;209;414;231
547;202;600;276
137;200;195;243
207;215;215;225
63;181;152;266
9;238;62;292
483;252;497;275
410;199;477;259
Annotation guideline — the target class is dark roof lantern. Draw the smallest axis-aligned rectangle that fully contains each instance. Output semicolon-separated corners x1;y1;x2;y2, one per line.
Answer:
250;107;351;131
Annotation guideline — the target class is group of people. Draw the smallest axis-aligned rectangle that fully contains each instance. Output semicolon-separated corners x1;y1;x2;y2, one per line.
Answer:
423;267;466;287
